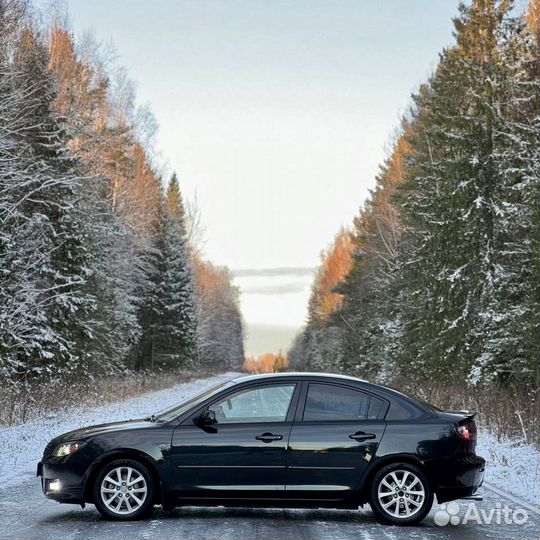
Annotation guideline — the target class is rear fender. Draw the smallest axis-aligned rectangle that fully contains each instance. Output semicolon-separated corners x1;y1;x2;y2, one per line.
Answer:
354;453;429;503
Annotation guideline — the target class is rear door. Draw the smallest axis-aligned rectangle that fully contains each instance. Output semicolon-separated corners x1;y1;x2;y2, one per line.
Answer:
286;382;387;499
171;382;299;498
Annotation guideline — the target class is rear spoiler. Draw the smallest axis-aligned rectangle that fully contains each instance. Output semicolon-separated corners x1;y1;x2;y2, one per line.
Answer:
441;410;477;425
457;411;477;425
460;411;477;418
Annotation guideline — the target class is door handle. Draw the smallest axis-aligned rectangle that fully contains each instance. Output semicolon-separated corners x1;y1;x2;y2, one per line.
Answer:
349;431;376;442
255;432;283;443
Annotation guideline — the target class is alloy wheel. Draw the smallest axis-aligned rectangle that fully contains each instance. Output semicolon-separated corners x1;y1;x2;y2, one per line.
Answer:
377;469;426;519
100;466;148;515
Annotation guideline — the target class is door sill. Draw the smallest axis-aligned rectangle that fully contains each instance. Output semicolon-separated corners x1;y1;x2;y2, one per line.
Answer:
173;496;355;510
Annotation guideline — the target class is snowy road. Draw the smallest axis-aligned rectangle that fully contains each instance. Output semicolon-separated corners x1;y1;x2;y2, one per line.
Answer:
0;478;538;540
1;373;538;539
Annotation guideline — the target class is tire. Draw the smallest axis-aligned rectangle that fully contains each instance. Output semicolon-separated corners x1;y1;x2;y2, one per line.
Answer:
93;459;155;520
369;462;433;525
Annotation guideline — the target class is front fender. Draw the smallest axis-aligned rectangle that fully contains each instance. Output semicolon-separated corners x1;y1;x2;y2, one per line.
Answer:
81;425;175;500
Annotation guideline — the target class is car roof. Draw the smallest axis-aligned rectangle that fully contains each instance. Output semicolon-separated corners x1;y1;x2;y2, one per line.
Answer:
230;372;368;384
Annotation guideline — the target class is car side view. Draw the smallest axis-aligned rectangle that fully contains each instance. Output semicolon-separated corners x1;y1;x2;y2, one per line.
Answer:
37;373;485;525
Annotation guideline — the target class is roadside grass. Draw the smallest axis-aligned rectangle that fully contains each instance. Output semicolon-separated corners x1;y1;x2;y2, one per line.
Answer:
0;369;218;427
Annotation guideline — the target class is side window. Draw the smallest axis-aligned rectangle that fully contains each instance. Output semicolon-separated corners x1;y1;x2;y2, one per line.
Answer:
209;384;295;424
367;395;386;420
386;400;420;421
303;384;369;421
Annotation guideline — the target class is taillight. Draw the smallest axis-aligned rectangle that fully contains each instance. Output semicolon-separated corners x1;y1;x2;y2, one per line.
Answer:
456;423;476;440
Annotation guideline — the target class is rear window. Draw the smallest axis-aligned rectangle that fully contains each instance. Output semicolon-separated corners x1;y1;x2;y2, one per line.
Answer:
408;395;443;412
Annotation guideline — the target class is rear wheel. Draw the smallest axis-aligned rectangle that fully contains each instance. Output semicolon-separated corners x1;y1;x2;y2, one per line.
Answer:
93;459;155;520
369;462;433;525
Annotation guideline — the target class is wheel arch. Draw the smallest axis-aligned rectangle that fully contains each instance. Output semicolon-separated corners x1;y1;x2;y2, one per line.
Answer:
83;450;162;504
356;454;433;504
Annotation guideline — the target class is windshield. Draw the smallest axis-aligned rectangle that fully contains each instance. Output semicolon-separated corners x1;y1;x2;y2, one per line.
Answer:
152;381;236;422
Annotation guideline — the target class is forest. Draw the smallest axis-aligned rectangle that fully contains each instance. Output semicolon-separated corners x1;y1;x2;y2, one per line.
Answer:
0;0;244;406
2;0;539;442
290;0;539;440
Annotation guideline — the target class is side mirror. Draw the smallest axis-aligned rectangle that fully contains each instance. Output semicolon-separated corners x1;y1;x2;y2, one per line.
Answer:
198;409;217;426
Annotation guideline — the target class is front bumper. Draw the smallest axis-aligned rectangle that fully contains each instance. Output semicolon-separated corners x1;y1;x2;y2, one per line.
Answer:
427;454;486;504
37;458;86;504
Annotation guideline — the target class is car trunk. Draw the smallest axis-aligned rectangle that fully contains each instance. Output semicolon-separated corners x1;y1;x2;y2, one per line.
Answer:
438;410;478;454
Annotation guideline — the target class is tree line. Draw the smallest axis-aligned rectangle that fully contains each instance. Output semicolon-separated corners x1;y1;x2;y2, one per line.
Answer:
244;353;288;374
290;0;539;390
0;0;244;382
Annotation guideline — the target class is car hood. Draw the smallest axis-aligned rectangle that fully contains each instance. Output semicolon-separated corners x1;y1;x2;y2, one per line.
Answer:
49;419;154;446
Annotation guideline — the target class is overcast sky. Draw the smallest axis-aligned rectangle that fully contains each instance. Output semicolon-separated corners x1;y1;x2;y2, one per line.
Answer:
55;0;461;354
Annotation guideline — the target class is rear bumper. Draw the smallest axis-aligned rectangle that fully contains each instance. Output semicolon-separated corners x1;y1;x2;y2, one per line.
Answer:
37;459;86;504
427;455;485;504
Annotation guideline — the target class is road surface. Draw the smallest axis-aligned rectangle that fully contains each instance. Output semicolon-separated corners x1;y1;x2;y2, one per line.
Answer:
1;476;538;540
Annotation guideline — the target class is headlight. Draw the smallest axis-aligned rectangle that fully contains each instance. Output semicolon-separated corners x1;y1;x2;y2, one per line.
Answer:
53;442;81;457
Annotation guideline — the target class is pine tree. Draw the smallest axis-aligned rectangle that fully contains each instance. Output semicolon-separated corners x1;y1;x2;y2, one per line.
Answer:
159;174;198;364
395;0;519;381
136;174;197;368
469;1;540;383
47;23;168;374
0;19;96;377
524;0;540;387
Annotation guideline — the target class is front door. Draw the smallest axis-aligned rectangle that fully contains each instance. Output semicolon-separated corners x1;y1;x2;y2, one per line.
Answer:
286;382;387;499
171;382;298;498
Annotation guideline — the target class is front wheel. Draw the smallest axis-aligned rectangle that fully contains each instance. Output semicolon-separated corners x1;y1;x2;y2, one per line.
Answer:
93;459;155;520
369;463;433;525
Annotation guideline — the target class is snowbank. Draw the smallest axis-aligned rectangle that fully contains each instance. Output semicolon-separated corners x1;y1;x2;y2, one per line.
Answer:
0;372;240;488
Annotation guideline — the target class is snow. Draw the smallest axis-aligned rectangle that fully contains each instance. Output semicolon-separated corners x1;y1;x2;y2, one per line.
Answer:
477;431;540;506
0;372;240;489
0;372;537;510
